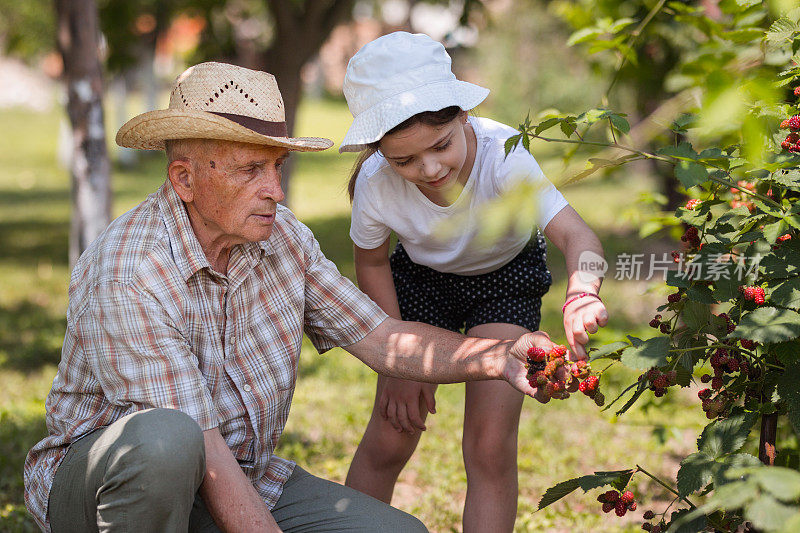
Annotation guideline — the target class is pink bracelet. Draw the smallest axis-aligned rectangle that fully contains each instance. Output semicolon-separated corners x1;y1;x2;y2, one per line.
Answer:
562;292;602;314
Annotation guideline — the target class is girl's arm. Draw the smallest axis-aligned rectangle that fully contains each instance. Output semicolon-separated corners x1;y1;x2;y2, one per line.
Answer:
543;206;609;359
354;240;437;434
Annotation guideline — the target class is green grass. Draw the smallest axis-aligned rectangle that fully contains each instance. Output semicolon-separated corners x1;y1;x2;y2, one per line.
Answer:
0;100;709;532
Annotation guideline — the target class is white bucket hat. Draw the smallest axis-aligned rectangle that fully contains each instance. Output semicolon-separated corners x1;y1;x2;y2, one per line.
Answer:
339;32;490;153
116;62;333;152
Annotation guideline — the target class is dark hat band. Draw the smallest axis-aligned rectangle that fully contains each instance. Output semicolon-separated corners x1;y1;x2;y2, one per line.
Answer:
210;112;288;138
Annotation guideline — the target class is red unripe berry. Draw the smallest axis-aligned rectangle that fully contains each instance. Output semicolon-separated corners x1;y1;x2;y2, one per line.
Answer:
551;345;568;357
698;388;712;400
527;346;547;362
782;118;792;128
794;86;800;96
615;500;628;517
778;233;792;242
620;491;635;505
643;510;655;520
685;199;701;210
790;115;800;130
671;250;681;263
629;501;637;511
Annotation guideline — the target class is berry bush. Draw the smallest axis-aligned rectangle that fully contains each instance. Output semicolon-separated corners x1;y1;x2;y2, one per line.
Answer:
506;3;800;531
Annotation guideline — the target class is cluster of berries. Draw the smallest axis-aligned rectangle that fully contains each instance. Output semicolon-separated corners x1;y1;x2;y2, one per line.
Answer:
641;510;665;532
642;367;678;397
526;346;604;405
739;285;766;305
778;233;792;243
597;490;636;517
698;346;757;419
648;314;671;334
780;115;800;153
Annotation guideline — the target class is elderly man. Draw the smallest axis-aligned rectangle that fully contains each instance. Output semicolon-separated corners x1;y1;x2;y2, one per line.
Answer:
24;62;555;532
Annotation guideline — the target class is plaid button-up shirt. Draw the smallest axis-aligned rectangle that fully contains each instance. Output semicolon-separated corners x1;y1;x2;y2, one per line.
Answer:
24;181;387;532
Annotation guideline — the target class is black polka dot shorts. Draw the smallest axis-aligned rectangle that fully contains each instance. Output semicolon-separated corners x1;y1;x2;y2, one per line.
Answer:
389;233;552;333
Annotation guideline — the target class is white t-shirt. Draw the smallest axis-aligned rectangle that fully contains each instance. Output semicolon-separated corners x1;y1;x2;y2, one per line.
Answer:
349;116;569;275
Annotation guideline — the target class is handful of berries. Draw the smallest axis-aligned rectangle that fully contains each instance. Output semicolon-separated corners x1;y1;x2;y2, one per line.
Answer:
526;345;604;405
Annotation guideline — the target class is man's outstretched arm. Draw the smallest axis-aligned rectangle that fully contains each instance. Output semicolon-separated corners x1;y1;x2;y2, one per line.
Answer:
201;427;281;532
345;317;557;401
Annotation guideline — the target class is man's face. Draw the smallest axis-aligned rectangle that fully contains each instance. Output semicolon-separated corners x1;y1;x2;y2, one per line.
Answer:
183;140;289;248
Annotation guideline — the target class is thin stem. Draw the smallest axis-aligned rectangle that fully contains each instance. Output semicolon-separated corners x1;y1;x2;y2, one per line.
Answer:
608;117;618;144
635;465;696;510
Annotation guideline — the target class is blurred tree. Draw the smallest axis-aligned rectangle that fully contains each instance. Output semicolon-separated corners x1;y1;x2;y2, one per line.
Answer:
55;0;112;264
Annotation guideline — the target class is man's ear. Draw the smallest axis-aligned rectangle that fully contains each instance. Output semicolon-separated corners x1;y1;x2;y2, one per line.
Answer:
168;158;195;203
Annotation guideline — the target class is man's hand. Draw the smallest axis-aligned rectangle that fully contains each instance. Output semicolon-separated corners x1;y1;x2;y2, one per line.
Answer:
378;377;437;434
499;331;572;403
564;296;609;360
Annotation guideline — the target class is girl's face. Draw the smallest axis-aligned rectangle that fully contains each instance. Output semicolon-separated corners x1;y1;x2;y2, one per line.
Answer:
378;112;476;205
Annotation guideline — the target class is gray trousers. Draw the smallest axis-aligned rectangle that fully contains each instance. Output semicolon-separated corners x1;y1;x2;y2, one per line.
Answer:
48;408;426;532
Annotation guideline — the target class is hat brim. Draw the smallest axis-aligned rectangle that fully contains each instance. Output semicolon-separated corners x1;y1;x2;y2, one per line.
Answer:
339;80;489;153
116;109;333;152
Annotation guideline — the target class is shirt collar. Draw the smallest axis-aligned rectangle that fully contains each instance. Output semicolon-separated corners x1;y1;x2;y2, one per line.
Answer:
156;182;274;282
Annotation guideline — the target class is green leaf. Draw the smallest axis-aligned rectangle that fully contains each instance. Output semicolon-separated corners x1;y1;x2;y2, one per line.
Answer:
677;452;715;496
504;134;521;156
777;361;800;435
771;279;800;310
732;307;800;344
697;411;758;458
771;340;800;364
537;477;581;509
614;384;646;415
567;27;603;46
675;161;709;188
609;114;630;134
658;142;700;160
745;495;799;532
780;513;800;533
620;336;670;370
533;117;562;135
682;300;713;330
537;470;634;510
749;466;800;502
589;341;628;360
763;220;789;244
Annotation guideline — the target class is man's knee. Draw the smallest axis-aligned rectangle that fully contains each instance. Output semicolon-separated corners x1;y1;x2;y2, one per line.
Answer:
109;408;205;483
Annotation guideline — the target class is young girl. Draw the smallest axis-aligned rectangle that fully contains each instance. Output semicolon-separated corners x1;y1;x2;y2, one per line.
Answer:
340;32;609;531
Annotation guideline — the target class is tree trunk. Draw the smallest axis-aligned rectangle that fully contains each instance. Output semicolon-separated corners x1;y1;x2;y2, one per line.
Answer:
261;0;356;206
55;0;111;265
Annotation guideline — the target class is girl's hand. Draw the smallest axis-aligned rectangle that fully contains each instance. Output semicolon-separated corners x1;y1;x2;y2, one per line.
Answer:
379;377;437;434
563;295;609;360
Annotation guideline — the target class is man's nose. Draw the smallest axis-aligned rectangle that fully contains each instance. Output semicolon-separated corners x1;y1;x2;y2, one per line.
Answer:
258;168;285;203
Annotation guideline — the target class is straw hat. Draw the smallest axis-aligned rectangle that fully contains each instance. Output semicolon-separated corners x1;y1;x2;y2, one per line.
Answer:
339;32;489;153
116;62;333;152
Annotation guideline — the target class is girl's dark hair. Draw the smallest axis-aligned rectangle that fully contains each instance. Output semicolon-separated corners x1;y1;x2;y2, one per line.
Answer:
347;106;463;202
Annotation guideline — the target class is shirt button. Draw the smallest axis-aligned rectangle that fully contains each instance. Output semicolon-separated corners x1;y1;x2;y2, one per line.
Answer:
243;384;252;392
